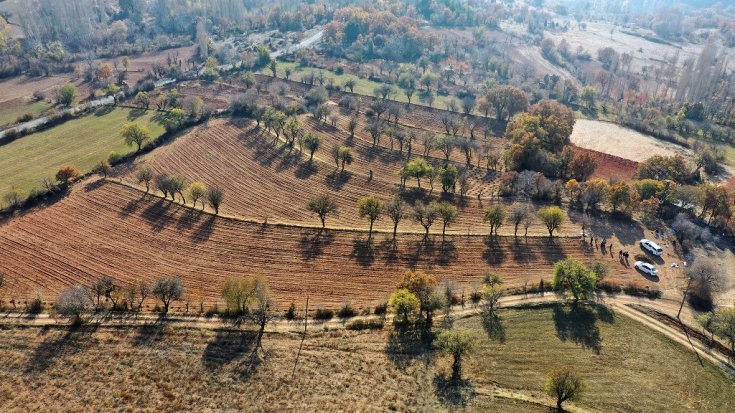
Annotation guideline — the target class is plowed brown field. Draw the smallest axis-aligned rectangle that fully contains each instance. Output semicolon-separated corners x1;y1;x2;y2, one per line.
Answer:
0;180;647;309
116;118;581;235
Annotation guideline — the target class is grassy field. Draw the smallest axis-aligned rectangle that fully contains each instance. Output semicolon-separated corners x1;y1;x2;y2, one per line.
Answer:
0;100;52;129
0;107;164;200
261;60;456;109
0;304;731;412
457;304;735;412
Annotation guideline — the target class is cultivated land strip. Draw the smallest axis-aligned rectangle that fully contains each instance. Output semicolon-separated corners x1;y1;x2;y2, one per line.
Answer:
0;179;645;309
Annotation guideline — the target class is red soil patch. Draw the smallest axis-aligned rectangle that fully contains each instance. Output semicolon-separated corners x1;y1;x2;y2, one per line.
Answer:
0;180;649;310
574;147;638;182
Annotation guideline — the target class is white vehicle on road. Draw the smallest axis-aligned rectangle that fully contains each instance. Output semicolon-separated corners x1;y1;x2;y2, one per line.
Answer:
634;261;659;277
640;239;663;256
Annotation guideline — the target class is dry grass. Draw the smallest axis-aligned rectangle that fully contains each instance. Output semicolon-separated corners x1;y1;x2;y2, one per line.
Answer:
0;304;731;412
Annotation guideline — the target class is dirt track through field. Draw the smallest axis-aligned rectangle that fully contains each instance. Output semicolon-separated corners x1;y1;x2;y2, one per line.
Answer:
0;180;649;309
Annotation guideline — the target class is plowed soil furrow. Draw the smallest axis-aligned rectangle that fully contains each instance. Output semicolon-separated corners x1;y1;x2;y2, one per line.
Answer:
116;118;581;236
0;181;650;309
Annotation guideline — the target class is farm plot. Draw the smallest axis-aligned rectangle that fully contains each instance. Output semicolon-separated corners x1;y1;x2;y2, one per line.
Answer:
116;118;580;236
0;75;81;106
0;98;52;129
0;180;646;310
571;119;692;162
0;107;164;199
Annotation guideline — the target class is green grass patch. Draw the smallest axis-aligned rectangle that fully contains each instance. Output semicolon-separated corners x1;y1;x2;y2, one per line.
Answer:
454;303;735;412
260;60;456;109
0;107;164;199
0;100;52;129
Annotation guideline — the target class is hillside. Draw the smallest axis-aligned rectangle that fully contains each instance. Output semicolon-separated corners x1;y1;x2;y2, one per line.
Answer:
0;180;649;310
0;304;732;412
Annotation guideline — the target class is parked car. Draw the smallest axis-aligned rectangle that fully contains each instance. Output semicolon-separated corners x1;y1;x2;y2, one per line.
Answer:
634;261;659;277
640;239;663;256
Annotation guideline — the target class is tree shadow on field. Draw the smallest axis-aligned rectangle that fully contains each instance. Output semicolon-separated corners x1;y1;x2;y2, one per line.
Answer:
482;310;506;343
386;325;435;370
176;205;203;232
538;237;567;265
299;229;335;260
509;237;538;264
325;170;352;190
435;240;457;265
94;106;114;117
350;237;376;267
119;191;150;217
378;238;400;264
406;237;436;269
202;329;256;372
482;237;507;266
191;213;216;242
132;318;169;347
83;179;106;193
434;373;476;409
141;198;177;232
127;107;147;120
25;323;98;374
295;161;318;180
552;303;614;355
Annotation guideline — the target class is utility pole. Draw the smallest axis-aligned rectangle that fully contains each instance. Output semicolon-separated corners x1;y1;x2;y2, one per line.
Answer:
677;277;692;319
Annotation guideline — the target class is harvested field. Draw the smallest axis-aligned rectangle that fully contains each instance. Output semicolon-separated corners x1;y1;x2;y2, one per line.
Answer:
116;118;577;235
0;107;164;199
571;119;691;162
0;180;650;309
0;75;82;105
0;98;52;129
1;305;731;412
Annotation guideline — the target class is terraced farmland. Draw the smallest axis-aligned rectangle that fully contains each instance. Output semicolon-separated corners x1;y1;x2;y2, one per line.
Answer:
0;180;646;309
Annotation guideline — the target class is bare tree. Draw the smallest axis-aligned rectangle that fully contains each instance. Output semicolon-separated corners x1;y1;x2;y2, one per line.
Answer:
153;277;185;314
510;205;530;237
248;278;278;358
56;284;93;324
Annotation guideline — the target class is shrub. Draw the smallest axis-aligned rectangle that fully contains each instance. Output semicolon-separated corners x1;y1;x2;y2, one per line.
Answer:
470;290;483;304
108;151;123;165
337;302;358;319
314;308;334;321
346;319;384;330
374;303;388;315
285;302;297;320
16;113;33;123
33;90;47;101
623;284;662;299
204;304;220;318
28;295;44;314
633;254;652;264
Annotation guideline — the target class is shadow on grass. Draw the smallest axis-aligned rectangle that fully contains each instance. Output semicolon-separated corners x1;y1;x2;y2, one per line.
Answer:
552;303;615;354
132;315;169;347
94;106;114;117
25;323;99;374
481;310;506;343
127;107;147;120
386;324;435;370
433;373;476;408
202;329;256;372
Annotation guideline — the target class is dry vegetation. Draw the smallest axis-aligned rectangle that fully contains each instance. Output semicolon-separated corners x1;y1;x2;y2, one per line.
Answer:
0;304;732;412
